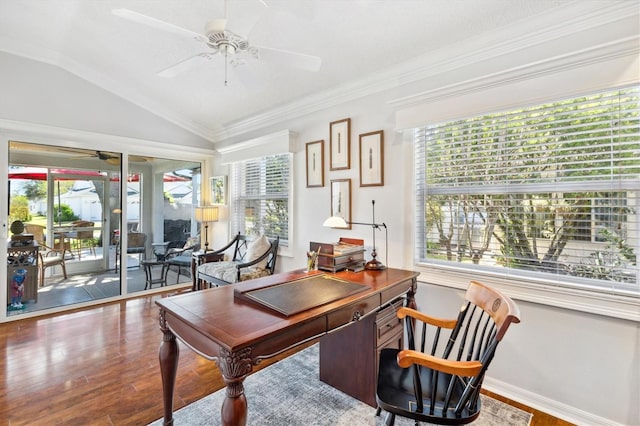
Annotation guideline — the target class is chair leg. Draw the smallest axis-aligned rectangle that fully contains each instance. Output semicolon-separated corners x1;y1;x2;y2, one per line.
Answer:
384;412;395;426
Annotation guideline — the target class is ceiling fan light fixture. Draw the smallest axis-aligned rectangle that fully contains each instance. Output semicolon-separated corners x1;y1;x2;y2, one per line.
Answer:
220;44;236;55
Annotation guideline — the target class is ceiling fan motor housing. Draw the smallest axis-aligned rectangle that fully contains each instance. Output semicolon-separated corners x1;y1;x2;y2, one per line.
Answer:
205;24;248;55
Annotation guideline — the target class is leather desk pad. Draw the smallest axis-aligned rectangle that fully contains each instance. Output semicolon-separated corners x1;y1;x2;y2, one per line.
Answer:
234;274;366;316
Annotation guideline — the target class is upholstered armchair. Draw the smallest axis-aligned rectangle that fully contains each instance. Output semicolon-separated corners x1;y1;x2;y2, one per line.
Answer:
196;234;279;288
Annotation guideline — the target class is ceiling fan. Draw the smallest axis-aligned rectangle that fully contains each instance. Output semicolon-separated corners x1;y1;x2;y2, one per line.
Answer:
70;150;148;166
112;1;321;83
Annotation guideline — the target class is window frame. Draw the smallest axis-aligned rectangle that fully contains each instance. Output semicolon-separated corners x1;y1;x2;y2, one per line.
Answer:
229;152;293;254
412;86;640;321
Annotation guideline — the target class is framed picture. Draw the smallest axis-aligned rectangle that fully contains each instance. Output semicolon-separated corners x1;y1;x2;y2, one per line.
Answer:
330;179;351;229
359;130;384;187
211;175;227;204
330;118;351;170
305;140;324;187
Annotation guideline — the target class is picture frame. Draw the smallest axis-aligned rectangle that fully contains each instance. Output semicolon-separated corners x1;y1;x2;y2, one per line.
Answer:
330;118;351;170
330;179;351;229
359;130;384;187
211;175;227;205
305;140;324;188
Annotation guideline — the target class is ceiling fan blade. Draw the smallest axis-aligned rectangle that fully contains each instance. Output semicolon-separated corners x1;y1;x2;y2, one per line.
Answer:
129;155;148;163
105;157;121;166
112;8;204;42
253;46;321;72
157;53;217;78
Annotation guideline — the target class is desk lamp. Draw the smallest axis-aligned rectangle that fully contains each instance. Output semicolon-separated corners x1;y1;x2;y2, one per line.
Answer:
323;200;387;270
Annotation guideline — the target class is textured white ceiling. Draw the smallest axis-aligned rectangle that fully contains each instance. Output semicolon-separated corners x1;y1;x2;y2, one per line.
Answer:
0;0;629;143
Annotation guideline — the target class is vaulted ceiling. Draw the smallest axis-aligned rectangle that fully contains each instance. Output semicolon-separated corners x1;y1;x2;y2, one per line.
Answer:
0;1;634;144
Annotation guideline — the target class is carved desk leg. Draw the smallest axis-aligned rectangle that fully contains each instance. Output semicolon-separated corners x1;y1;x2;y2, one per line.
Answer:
159;310;179;426
406;277;418;310
216;347;253;426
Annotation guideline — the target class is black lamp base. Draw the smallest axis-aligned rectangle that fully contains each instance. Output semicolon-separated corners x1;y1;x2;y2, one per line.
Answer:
364;258;386;270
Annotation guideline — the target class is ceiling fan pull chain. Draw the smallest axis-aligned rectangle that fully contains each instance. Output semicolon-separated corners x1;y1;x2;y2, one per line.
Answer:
224;48;228;86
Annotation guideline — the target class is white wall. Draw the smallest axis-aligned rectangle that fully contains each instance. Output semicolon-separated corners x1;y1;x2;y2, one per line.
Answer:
415;282;640;426
221;13;639;425
0;51;212;149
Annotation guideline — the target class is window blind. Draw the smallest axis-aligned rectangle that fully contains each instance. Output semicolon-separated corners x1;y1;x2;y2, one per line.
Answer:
230;153;290;244
415;86;639;296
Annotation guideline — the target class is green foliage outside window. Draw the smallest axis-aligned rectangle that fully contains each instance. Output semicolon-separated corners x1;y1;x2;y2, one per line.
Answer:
416;87;639;291
9;195;31;223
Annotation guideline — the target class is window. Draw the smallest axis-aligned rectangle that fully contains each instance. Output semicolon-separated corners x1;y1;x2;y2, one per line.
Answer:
230;153;291;244
415;86;639;297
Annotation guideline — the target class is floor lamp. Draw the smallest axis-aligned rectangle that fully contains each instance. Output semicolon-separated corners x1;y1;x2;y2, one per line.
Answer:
323;200;387;270
195;206;219;252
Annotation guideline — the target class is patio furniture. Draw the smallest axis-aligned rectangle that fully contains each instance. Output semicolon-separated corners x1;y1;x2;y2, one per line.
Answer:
115;232;147;273
38;243;69;287
141;259;169;290
16;224;69;288
68;220;96;260
165;237;200;284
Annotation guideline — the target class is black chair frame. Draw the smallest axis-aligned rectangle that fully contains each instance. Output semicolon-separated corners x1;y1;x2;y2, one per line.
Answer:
197;233;279;287
375;280;521;426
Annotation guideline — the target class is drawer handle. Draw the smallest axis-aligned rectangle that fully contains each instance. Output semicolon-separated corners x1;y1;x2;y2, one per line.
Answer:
352;311;363;321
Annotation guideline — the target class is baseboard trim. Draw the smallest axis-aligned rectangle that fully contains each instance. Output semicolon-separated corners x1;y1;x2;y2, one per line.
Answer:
482;376;623;426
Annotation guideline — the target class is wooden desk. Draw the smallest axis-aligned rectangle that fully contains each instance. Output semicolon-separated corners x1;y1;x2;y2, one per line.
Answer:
156;268;418;426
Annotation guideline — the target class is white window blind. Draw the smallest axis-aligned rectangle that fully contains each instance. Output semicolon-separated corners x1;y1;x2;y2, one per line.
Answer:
415;86;639;296
230;153;291;244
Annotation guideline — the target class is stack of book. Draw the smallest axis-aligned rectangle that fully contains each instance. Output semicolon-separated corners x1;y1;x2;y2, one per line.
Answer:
310;238;366;272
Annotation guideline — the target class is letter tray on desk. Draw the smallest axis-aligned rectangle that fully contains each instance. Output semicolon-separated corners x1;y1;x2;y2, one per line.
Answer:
310;238;365;272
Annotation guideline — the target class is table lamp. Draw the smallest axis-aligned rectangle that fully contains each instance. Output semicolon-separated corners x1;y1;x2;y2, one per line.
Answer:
195;205;219;252
323;200;387;270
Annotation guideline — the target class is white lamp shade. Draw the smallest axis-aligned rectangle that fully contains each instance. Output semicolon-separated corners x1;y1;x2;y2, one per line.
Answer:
195;206;219;223
323;216;348;228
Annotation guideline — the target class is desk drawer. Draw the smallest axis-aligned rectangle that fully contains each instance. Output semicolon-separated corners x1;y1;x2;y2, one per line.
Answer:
376;299;403;347
326;293;379;330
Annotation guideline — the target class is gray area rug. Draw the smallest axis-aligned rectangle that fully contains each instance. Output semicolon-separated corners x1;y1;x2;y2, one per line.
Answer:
150;344;531;426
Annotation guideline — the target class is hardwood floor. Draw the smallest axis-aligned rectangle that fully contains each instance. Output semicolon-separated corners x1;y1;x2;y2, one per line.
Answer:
0;291;574;426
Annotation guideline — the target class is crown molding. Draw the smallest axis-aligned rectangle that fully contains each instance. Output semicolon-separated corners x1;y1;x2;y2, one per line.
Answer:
213;1;639;142
216;129;298;163
0;118;213;159
2;1;636;145
389;36;640;111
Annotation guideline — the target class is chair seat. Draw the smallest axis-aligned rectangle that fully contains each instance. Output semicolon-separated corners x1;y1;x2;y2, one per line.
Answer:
197;261;269;284
376;348;478;424
166;255;192;267
42;255;64;267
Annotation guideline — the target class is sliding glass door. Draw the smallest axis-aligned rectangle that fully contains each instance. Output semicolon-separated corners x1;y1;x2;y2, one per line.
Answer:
6;141;201;317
